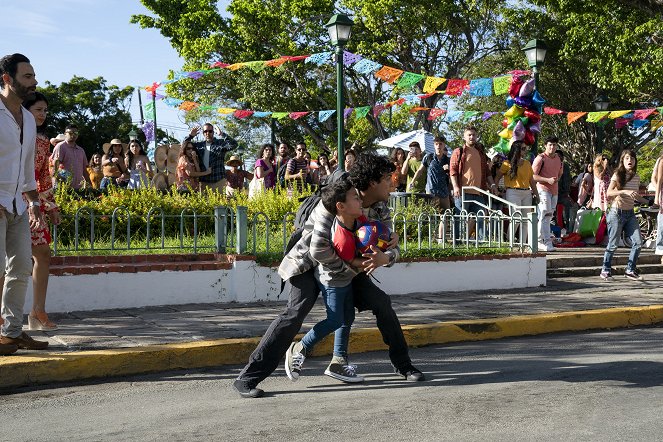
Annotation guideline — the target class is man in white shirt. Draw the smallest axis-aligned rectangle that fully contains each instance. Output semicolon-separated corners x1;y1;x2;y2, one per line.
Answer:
0;53;49;353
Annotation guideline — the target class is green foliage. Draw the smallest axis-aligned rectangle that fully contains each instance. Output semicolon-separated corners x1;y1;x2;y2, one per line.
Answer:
39;77;134;157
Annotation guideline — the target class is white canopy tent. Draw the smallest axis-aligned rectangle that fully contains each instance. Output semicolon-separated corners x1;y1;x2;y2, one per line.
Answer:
377;129;436;156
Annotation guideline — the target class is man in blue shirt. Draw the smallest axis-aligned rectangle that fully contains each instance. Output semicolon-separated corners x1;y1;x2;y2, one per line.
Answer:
411;136;451;239
183;123;238;191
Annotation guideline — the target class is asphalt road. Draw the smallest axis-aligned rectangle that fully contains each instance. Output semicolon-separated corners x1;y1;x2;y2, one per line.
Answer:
3;326;663;441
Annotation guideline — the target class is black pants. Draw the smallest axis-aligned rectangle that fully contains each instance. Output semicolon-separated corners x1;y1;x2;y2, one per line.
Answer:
237;270;412;385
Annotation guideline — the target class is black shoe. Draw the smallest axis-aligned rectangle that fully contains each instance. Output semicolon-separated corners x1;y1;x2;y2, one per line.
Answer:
396;364;425;382
233;379;264;398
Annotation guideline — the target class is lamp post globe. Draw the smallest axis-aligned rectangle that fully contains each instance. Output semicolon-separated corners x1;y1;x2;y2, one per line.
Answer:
592;94;611;111
128;129;138;141
326;14;354;171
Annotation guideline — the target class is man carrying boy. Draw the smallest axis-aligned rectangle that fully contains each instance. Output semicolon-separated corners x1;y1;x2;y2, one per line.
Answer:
234;153;424;398
284;180;367;383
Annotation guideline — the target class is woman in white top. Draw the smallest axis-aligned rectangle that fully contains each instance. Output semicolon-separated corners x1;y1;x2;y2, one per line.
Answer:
600;149;648;281
653;152;663;261
591;154;611;211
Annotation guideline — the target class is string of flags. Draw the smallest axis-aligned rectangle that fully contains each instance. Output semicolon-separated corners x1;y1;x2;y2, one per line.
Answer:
144;50;529;98
140;50;662;132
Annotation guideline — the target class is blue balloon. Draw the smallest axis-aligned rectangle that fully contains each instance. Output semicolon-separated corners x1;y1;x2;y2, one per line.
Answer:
514;96;532;108
506;97;515;108
532;90;546;107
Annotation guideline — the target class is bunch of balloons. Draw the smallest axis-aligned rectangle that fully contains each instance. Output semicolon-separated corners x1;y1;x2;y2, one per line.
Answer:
494;76;546;154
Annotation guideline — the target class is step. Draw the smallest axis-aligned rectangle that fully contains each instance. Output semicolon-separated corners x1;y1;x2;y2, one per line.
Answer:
547;252;660;268
547;263;663;278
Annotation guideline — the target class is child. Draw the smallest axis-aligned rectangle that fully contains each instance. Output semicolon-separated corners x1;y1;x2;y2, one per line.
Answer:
285;180;367;383
600;149;649;281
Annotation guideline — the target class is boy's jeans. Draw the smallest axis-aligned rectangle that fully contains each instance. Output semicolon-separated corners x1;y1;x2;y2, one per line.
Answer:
537;190;558;245
602;208;641;273
301;281;354;358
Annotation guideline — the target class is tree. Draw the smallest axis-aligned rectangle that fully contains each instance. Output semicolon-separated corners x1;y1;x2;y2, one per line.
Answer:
39;77;134;158
131;0;512;150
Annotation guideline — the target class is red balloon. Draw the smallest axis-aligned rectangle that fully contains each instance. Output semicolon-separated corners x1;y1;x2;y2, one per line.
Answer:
509;77;524;98
523;130;535;146
524;109;541;124
502;118;509;128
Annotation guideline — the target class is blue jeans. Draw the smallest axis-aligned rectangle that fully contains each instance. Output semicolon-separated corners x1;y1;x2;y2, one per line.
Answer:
454;193;486;239
602;208;641;273
301;281;354;358
656;212;663;256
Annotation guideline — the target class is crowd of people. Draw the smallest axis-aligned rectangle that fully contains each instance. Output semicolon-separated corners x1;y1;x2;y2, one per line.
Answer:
0;52;659;368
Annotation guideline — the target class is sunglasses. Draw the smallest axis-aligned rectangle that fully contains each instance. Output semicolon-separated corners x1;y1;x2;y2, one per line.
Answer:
297;148;306;152
202;129;214;134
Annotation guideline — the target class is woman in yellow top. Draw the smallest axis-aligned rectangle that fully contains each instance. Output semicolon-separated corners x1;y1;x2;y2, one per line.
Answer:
87;152;103;189
494;140;538;242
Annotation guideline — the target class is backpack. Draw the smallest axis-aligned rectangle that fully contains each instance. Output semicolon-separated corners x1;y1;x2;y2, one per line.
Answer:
277;161;288;188
284;169;349;255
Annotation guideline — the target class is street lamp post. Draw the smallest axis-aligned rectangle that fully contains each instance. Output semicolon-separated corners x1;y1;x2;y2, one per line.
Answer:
523;39;547;156
592;93;611;155
128;129;138;142
326;14;354;171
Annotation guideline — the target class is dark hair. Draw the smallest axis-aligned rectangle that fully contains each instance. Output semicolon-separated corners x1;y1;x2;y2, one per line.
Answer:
434;136;446;143
507;140;525;180
296;141;306;148
614;149;637;190
23;91;48;134
0;53;30;88
408;141;420;149
65;124;79;132
261;143;275;160
321;180;354;215
348;153;395;192
345;149;357;159
544;135;559;144
127;139;145;168
391;147;405;163
464;125;478;133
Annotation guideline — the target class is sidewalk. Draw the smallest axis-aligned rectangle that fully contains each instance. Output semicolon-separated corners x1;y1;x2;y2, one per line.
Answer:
1;249;663;389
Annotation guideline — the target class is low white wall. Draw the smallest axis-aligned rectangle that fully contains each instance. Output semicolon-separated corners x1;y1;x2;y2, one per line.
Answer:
35;255;546;313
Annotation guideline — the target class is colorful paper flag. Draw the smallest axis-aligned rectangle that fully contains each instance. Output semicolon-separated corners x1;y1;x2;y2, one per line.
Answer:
428;108;447;120
615;118;629;130
607;110;631;119
634;109;656;120
305;52;332;66
353;59;382;75
252;111;273;118
567;112;587;124
318;110;335;122
343;108;354;119
343;51;362;66
265;58;288;68
233;110;254;119
445;79;469;96
373;104;386;117
544;107;565;115
217;108;236;115
396;72;425;89
289;111;309;120
374;66;404;84
423;76;446;93
272;112;289;120
492;76;511;95
586;111;610;123
469;78;492;96
482;112;498;121
354;106;371;119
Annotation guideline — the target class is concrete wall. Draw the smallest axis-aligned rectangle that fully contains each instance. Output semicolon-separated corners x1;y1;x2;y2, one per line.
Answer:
34;255;546;313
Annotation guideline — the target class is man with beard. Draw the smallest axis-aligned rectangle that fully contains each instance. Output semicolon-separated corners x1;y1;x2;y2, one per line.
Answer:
0;53;49;354
449;126;497;240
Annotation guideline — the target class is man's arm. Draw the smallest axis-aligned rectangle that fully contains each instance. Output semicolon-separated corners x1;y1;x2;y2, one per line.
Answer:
409;158;427;191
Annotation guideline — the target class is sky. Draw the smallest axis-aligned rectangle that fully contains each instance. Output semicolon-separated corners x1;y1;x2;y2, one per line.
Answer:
4;0;230;142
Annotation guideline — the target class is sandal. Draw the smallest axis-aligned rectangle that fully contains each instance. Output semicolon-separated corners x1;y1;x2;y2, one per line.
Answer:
28;311;58;331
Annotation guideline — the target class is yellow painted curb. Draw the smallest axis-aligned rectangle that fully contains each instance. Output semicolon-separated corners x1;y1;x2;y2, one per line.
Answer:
2;305;663;390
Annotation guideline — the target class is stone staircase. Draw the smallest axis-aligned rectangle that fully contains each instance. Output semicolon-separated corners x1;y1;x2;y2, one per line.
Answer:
547;246;661;278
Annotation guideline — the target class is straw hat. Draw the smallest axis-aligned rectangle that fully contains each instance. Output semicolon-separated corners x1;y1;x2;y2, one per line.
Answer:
102;139;128;154
50;133;65;146
225;155;242;167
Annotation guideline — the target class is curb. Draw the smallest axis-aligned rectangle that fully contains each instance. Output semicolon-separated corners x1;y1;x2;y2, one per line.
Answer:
2;305;663;390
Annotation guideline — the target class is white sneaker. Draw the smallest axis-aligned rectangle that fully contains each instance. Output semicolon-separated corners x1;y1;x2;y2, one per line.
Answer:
324;362;365;383
285;341;306;382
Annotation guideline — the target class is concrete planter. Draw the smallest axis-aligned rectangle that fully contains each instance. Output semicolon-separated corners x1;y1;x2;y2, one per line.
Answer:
36;253;546;313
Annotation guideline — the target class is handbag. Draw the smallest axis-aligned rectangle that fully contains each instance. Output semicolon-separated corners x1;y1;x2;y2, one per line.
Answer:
576;208;603;237
248;176;265;199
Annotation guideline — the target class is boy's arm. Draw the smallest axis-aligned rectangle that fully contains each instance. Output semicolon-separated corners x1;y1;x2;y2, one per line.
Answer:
309;204;357;278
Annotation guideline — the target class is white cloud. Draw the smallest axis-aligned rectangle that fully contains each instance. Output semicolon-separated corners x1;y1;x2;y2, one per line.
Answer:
4;8;59;37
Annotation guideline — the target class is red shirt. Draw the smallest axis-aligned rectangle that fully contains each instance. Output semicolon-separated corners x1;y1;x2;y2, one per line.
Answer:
331;215;368;262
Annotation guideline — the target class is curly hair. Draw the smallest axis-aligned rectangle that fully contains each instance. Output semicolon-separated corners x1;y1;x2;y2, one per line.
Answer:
348;152;395;192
